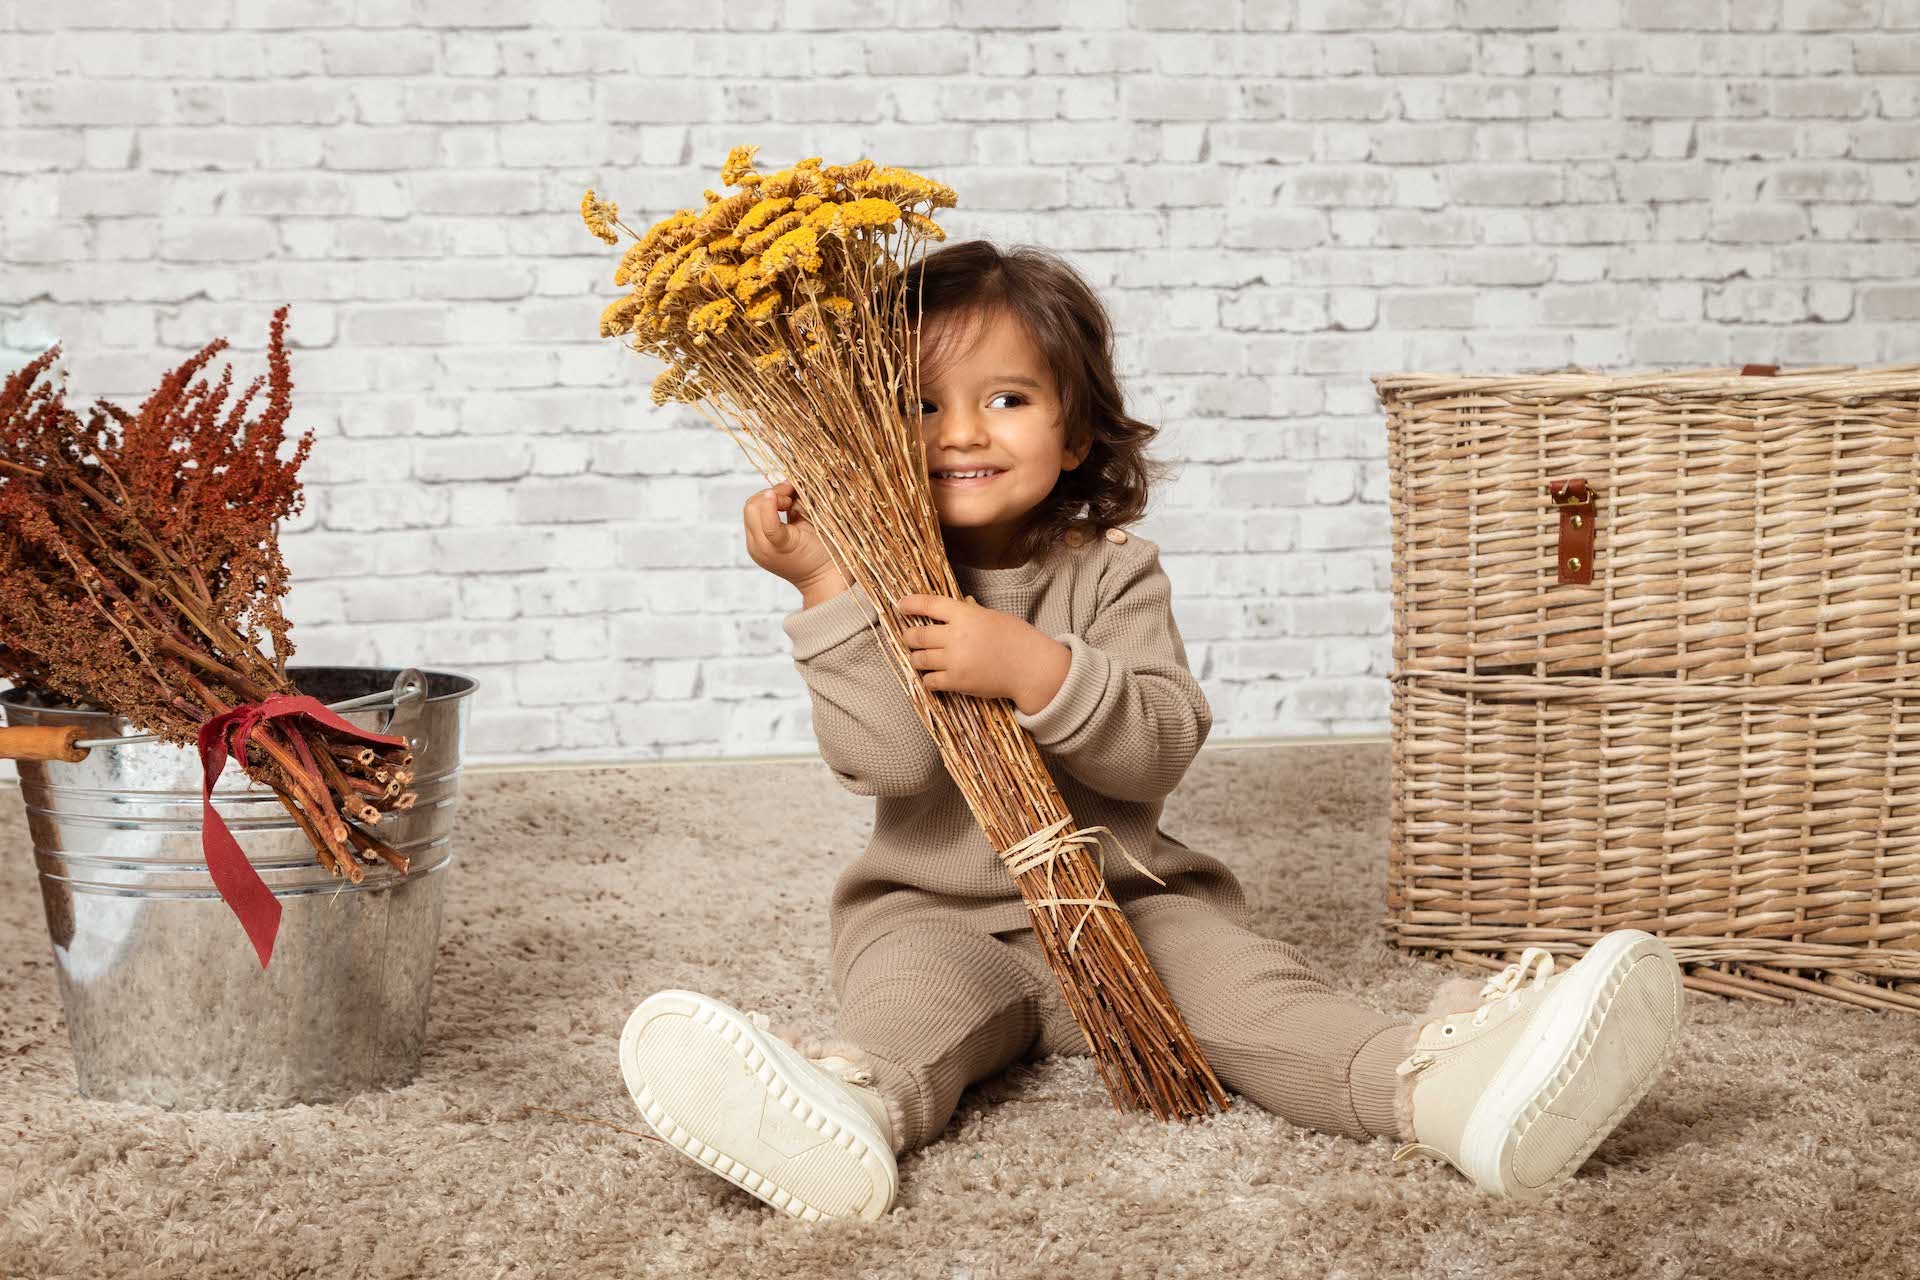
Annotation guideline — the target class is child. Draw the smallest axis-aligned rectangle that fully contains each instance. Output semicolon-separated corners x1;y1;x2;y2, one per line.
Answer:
619;240;1688;1223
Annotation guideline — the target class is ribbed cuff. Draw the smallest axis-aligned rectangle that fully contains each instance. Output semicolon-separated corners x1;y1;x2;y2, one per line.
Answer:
1012;631;1111;745
858;1047;933;1154
1350;1020;1418;1141
782;583;880;660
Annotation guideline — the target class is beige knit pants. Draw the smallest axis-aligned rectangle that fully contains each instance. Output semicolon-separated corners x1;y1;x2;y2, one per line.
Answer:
830;893;1417;1154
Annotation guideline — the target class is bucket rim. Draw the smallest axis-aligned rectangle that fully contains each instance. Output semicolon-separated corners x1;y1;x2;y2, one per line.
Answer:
0;665;481;721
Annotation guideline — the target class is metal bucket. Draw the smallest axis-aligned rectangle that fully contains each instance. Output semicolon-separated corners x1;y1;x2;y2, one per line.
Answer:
0;666;477;1109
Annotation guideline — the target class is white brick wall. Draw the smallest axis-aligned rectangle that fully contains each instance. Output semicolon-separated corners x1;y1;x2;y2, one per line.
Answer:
5;2;1920;780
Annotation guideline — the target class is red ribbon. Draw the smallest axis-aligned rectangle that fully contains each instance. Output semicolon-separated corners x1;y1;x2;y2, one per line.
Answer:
196;693;411;970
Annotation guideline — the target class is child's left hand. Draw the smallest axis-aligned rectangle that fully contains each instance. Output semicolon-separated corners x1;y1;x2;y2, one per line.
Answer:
893;593;1071;715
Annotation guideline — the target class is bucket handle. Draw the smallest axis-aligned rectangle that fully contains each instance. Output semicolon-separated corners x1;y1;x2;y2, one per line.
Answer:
377;668;430;740
0;724;91;763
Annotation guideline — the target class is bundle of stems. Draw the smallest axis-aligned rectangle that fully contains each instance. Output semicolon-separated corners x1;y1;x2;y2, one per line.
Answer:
582;147;1228;1120
0;306;419;882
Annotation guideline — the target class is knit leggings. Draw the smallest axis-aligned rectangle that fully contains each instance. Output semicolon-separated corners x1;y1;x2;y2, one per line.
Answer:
830;893;1418;1154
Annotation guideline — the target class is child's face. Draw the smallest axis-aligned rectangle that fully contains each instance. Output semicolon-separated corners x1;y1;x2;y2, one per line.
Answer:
914;305;1088;567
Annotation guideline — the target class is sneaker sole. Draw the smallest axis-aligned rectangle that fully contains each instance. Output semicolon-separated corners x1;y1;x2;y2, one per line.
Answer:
618;990;897;1223
1458;929;1686;1200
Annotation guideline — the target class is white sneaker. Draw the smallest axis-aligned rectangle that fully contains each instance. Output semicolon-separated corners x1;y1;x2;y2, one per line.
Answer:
1392;929;1687;1200
619;989;899;1222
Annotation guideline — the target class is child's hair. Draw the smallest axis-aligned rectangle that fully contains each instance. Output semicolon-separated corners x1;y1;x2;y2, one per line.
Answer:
901;239;1178;567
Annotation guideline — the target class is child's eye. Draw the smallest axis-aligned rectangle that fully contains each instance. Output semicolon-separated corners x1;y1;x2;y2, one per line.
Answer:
914;394;1025;415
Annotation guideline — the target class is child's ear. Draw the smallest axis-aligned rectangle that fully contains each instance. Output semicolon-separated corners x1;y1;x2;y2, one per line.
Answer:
1063;430;1091;471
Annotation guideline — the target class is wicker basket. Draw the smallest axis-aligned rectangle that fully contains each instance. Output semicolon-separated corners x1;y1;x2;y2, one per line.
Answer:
1377;361;1920;1013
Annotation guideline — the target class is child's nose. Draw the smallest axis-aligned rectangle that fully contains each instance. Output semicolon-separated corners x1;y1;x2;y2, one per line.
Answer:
929;408;989;448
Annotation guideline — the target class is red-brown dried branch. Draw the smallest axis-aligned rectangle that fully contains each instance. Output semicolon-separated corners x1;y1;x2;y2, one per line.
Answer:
0;306;414;876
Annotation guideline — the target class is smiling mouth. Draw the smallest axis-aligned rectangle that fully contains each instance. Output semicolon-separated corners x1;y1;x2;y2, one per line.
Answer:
932;468;1006;487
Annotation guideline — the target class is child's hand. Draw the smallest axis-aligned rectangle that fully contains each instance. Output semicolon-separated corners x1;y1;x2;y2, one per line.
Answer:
744;480;846;596
894;593;1072;715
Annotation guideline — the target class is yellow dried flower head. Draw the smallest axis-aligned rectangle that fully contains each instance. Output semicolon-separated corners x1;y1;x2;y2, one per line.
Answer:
689;297;736;336
801;201;840;234
654;210;702;253
693;188;759;239
733;258;767;301
651;363;703;406
796;156;823;169
753;349;789;370
721;144;761;187
744;292;779;323
703;188;720;203
623;210;695;277
613;240;651;287
665;245;711;297
823;158;876;186
741;210;804;256
793;193;826;214
643;241;698;306
709;233;742;254
581;188;619;244
735;197;793;240
760;224;822;276
762;165;828;200
819;295;855;318
599;293;644;337
902;210;947;241
855;167;957;210
831;197;902;236
789;299;823;334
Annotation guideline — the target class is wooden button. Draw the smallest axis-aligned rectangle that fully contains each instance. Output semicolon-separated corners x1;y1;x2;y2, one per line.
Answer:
1105;527;1128;544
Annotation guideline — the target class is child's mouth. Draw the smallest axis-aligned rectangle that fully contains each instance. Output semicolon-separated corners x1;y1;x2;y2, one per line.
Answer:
931;468;1006;488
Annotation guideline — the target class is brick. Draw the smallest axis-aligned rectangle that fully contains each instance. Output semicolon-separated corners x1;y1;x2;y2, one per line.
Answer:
341;579;456;623
158;219;281;262
604;79;724;123
18;83;171;127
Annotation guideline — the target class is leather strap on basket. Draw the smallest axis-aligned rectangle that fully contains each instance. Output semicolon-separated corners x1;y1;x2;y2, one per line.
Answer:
1549;477;1596;585
1544;369;1765;586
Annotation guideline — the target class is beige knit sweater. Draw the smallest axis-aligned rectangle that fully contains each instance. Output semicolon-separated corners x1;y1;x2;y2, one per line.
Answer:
781;528;1252;973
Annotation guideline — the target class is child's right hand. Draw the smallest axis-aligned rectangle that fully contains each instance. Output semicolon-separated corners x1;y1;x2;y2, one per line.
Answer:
745;480;848;597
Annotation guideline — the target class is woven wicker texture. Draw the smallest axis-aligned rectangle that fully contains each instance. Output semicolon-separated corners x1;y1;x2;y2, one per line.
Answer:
1379;362;1920;1013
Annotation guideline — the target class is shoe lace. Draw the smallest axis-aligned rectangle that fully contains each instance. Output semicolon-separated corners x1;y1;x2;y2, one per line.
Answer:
1397;948;1558;1082
1468;947;1558;1028
745;1009;875;1087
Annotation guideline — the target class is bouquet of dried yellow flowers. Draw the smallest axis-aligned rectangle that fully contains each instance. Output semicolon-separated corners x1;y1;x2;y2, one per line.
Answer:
581;147;1227;1123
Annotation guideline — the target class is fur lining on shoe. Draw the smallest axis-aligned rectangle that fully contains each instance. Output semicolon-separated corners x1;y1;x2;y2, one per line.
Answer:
1394;974;1488;1142
1422;975;1487;1021
767;1024;907;1155
1394;1068;1419;1144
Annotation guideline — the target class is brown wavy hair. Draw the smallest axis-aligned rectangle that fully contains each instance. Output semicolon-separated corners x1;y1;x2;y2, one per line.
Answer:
900;239;1177;568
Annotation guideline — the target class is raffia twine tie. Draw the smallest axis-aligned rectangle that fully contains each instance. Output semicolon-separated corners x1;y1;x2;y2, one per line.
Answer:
998;814;1167;956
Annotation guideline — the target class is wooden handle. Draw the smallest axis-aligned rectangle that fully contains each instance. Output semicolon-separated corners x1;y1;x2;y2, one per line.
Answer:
0;724;91;763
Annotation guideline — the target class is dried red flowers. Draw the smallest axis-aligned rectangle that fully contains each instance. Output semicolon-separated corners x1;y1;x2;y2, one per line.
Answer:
0;306;418;886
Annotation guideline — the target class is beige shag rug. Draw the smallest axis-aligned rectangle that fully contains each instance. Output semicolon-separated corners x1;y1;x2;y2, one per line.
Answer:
2;743;1912;1279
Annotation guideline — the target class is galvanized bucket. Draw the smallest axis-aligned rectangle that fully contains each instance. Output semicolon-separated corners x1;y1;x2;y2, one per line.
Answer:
0;666;477;1109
